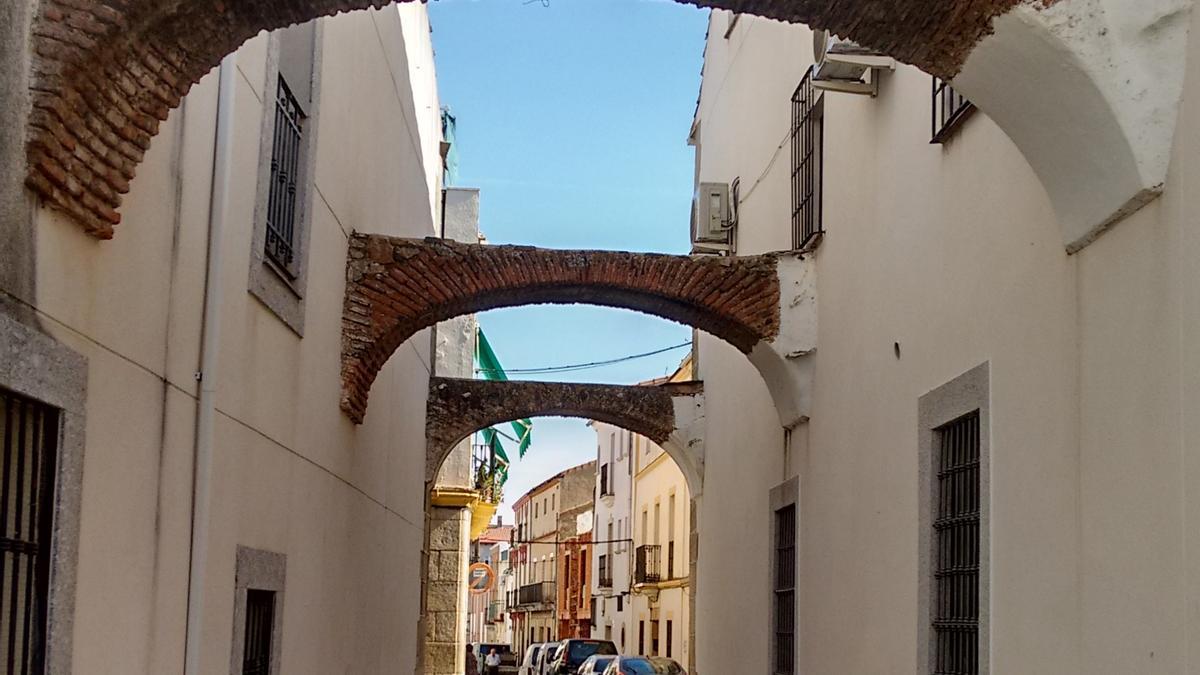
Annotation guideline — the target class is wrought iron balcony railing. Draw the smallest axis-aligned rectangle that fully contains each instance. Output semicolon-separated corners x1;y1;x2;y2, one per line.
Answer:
517;581;555;606
635;545;661;584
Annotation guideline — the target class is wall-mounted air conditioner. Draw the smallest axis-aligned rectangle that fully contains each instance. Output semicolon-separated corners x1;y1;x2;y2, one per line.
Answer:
812;30;895;96
690;182;731;253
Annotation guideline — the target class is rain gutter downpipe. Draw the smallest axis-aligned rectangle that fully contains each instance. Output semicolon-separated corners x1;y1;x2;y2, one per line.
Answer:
185;52;237;675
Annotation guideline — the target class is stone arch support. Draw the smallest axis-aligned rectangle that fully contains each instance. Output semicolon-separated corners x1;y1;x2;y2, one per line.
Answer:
424;377;707;494
342;234;779;422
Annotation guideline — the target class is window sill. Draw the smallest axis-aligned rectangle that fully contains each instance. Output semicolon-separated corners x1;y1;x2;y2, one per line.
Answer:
249;256;306;337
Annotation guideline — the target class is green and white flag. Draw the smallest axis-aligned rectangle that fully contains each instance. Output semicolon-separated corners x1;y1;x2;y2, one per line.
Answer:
474;328;533;482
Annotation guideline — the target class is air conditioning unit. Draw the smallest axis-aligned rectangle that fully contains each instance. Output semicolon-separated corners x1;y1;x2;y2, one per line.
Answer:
812;29;895;96
690;182;731;253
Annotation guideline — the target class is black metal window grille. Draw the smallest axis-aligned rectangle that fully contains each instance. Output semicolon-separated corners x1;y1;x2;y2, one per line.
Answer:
0;389;58;675
265;77;305;276
773;504;796;675
666;620;673;658
599;464;611;497
241;589;275;675
931;78;976;144
791;69;824;250
634;545;661;584
932;411;980;675
638;621;645;655
598;555;612;588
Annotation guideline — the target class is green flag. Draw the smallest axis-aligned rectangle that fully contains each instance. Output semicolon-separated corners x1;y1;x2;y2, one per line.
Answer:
474;328;533;459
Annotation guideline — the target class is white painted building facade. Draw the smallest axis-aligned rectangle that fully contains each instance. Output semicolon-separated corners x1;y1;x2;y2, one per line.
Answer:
689;7;1200;675
590;421;635;652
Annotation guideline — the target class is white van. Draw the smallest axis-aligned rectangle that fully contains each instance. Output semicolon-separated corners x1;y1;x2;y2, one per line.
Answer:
519;643;545;675
537;642;561;675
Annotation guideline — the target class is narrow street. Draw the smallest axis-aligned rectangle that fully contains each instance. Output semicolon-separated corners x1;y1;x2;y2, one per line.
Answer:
2;0;1200;674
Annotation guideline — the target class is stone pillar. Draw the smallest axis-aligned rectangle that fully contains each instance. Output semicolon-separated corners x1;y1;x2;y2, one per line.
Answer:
417;186;482;675
421;498;472;675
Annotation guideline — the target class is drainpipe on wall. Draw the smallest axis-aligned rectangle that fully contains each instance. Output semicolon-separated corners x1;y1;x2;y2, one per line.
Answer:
184;52;237;675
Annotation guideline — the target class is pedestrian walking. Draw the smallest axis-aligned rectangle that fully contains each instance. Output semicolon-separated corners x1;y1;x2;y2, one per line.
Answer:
467;644;479;675
485;647;502;675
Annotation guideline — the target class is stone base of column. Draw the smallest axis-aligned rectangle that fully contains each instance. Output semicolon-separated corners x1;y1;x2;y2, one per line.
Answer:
419;499;472;675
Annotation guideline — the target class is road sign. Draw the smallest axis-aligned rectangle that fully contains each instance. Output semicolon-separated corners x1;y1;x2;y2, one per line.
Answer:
468;562;495;594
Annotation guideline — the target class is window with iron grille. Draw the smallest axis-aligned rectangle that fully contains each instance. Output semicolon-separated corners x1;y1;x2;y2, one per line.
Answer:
790;69;824;251
242;589;276;675
932;411;980;675
265;77;305;276
773;504;796;675
666;620;673;658
0;389;58;675
931;77;976;144
638;620;645;655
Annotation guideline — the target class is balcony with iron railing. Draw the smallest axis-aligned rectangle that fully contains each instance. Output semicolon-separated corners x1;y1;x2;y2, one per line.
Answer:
517;581;556;606
635;545;661;584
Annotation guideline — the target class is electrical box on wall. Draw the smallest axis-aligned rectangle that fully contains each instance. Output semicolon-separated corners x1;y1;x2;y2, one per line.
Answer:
691;182;732;253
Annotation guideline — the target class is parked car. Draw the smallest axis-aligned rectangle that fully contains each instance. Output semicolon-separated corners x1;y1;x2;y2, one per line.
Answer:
600;656;686;675
472;643;517;674
520;643;545;675
578;653;618;675
548;639;618;675
537;641;561;675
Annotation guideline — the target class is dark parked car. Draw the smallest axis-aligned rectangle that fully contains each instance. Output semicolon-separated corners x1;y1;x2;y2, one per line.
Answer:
578;654;618;675
548;639;618;675
599;656;686;675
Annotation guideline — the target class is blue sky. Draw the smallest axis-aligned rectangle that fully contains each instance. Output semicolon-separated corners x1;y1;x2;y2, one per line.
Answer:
428;0;709;523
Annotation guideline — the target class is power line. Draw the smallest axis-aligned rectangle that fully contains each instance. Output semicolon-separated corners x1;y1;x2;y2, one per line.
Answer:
475;341;692;376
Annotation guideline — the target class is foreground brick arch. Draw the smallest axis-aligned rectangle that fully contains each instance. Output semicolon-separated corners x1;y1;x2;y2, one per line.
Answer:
24;0;1028;237
341;234;779;422
425;377;706;490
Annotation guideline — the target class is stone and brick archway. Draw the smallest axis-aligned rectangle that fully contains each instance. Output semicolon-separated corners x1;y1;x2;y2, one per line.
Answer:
21;0;1191;249
420;375;708;674
341;234;780;424
424;376;707;495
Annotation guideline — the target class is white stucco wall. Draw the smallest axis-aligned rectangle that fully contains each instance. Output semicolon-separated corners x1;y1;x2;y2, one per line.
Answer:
30;6;441;672
631;435;691;669
590;422;634;650
689;7;1200;675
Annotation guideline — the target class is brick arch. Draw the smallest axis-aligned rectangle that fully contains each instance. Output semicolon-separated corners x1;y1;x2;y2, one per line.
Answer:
425;377;706;494
23;0;1033;237
341;234;779;422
